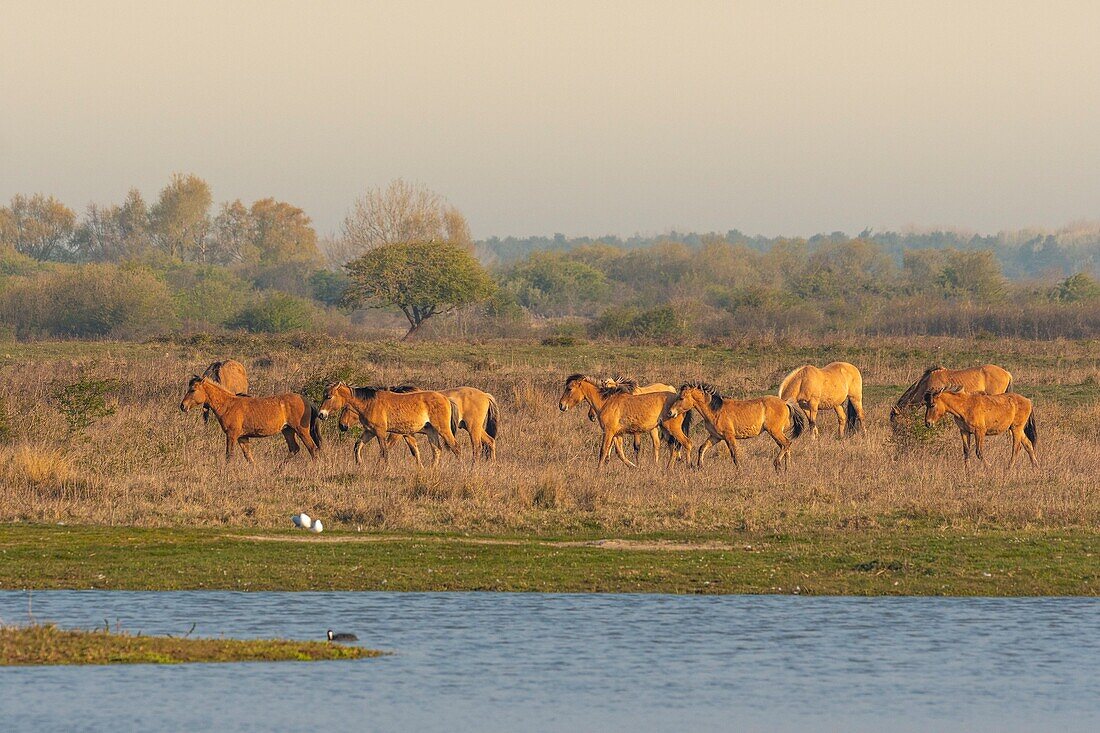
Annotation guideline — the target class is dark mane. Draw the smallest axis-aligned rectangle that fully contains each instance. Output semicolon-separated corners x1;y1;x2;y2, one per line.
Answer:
352;385;380;400
202;361;224;380
565;373;588;385
600;377;638;396
389;384;420;393
895;366;945;410
681;381;724;411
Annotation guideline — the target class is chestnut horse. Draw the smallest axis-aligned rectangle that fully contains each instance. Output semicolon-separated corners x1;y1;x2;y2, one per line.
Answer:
180;375;321;463
668;383;806;470
892;364;1013;423
338;385;499;462
318;382;460;467
558;375;691;468
200;359;249;424
924;387;1037;468
778;362;864;438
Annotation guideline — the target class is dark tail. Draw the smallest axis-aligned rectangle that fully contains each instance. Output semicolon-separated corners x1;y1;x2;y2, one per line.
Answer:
1005;376;1013;393
1024;412;1037;447
485;396;499;439
307;399;323;449
786;401;807;439
449;399;460;438
845;399;862;435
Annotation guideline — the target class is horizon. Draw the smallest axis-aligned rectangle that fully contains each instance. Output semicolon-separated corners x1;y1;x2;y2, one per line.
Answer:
3;1;1100;239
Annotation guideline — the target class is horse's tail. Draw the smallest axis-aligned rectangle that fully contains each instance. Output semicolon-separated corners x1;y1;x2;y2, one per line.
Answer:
449;399;461;438
786;400;807;440
485;395;499;439
1005;375;1013;393
845;398;862;435
1024;411;1037;447
307;399;323;449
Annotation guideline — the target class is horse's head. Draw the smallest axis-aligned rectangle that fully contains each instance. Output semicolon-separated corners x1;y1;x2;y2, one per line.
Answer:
923;386;948;427
318;382;350;419
559;374;589;413
337;405;359;433
180;375;209;412
667;384;697;418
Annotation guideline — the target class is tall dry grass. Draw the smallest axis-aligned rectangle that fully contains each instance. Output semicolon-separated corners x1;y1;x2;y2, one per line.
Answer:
0;336;1097;533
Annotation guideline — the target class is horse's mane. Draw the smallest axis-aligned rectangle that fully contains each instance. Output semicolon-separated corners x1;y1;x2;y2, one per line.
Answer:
599;377;637;396
681;381;724;411
895;365;945;410
389;384;420;393
777;365;807;397
565;373;589;385
351;385;380;400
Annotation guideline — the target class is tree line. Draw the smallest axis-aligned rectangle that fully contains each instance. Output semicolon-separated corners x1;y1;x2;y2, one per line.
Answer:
2;176;1099;342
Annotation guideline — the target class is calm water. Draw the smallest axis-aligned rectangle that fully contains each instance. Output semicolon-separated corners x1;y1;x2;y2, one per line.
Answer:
0;592;1097;732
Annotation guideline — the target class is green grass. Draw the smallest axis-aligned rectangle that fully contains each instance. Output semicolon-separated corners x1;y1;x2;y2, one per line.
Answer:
1;524;1096;595
0;623;381;665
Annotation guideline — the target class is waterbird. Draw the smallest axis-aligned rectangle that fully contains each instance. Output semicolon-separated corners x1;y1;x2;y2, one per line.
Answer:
293;512;311;529
327;629;358;642
311;519;324;533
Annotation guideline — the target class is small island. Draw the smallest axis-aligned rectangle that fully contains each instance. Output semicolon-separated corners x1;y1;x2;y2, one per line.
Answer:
1;624;382;666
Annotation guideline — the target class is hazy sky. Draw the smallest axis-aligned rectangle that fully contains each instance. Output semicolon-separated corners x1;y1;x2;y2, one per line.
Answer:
2;1;1099;238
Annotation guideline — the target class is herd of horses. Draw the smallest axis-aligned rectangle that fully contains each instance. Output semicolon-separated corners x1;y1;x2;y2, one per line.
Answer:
179;359;1039;471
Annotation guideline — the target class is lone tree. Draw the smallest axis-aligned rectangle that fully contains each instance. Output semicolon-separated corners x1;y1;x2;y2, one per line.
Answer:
343;240;495;339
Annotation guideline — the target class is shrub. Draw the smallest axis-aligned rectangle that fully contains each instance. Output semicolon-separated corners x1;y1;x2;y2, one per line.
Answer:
50;378;118;432
166;264;254;326
230;293;316;333
0;264;174;339
591;305;684;341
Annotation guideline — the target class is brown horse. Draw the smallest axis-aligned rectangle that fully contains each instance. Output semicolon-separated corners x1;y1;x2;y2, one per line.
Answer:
924;387;1037;468
599;376;678;458
778;362;864;438
337;385;499;462
318;382;460;467
892;364;1012;424
668;383;806;470
558;375;691;468
180;376;321;463
200;359;249;424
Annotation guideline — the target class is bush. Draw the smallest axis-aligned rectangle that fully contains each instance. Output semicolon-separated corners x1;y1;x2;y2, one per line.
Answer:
591;305;684;341
0;264;175;339
229;292;316;333
50;378;118;432
309;269;350;306
166;264;254;326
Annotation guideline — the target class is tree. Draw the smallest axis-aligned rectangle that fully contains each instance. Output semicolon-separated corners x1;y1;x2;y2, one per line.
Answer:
939;249;1005;300
245;198;322;294
149;173;212;261
210;199;256;265
340;179;472;260
0;194;76;260
344;240;495;339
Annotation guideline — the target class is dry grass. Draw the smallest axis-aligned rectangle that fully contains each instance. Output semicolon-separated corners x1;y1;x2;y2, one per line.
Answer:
0;336;1096;533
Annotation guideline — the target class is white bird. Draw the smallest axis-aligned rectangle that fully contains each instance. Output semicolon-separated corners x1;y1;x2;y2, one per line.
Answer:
297;513;311;529
311;519;324;533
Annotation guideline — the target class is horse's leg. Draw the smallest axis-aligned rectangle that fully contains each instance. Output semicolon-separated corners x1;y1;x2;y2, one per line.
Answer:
281;426;300;456
375;432;392;464
423;426;444;467
238;437;256;464
292;422;318;460
697;436;716;467
405;435;425;467
974;431;988;465
767;427;791;472
225;431;238;463
664;418;692;469
1009;427;1023;470
833;404;847;439
650;429;661;467
805;400;820;439
612;434;636;468
354;438;365;465
724;433;741;467
598;432;616;467
1022;432;1038;466
961;431;972;466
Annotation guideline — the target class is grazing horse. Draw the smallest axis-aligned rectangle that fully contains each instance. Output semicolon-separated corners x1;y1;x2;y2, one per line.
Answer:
338;385;500;462
778;362;864;438
200;359;249;424
892;364;1013;424
924;387;1037;468
668;383;806;470
318;382;460;467
180;376;321;463
558;375;691;468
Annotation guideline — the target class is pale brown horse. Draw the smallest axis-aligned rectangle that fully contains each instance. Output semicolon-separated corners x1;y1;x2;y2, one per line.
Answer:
337;385;499;461
778;362;864;438
924;387;1037;468
599;376;678;458
668;383;806;470
892;364;1013;424
200;359;249;424
558;375;691;468
318;382;460;467
180;376;321;463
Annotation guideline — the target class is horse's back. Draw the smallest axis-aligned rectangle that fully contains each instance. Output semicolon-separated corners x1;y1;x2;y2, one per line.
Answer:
778;365;817;400
206;359;248;394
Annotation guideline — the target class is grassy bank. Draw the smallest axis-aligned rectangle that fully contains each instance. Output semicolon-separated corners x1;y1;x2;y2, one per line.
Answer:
1;525;1096;595
0;623;380;665
0;336;1097;536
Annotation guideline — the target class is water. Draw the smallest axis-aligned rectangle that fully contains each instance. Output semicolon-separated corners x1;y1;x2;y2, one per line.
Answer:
1;592;1097;732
